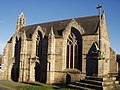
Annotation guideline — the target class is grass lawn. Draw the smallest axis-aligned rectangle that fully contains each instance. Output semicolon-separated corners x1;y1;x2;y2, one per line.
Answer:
17;82;71;90
17;85;70;90
0;80;120;90
0;80;73;90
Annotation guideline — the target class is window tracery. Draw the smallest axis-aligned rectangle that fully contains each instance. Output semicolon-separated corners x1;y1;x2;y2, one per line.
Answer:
66;33;78;69
36;31;42;57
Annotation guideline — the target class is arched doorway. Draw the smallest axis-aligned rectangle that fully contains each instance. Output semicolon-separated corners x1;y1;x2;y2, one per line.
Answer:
66;27;82;71
35;62;41;81
86;43;98;76
66;73;71;84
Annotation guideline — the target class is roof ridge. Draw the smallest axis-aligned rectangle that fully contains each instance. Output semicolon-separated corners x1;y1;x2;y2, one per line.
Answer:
25;15;98;27
18;15;99;39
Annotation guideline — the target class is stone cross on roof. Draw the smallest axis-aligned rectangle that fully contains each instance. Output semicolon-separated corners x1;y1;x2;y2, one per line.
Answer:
97;4;102;17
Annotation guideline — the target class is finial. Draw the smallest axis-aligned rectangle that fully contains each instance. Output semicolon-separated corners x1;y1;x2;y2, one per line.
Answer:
23;30;26;39
21;11;24;14
51;27;53;31
72;18;75;21
51;27;54;35
49;27;54;37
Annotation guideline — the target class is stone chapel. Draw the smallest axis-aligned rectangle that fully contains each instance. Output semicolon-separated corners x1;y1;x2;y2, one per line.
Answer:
0;11;118;87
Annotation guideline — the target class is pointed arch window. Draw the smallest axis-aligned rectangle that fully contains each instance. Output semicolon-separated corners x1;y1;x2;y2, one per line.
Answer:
36;31;42;57
66;33;78;69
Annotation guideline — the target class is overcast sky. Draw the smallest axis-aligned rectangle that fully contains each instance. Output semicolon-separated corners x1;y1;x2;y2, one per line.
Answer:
0;0;120;54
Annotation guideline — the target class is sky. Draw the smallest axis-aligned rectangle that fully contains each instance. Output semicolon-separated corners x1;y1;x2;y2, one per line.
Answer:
0;0;120;54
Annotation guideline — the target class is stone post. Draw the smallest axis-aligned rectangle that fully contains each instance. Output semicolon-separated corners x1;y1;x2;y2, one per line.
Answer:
19;30;28;82
98;59;104;76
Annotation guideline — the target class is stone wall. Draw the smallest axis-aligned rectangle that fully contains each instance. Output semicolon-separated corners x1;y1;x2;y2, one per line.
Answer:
53;70;81;84
55;38;63;71
109;48;117;74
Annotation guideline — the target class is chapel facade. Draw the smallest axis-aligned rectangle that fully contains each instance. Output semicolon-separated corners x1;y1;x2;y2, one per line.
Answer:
0;12;118;85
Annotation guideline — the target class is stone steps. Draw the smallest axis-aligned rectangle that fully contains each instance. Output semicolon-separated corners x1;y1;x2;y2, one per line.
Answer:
80;79;102;86
68;76;120;90
85;76;103;81
86;76;117;82
75;82;102;89
68;84;95;90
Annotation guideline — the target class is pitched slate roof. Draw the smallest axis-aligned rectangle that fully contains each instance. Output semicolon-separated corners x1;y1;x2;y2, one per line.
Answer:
19;15;99;39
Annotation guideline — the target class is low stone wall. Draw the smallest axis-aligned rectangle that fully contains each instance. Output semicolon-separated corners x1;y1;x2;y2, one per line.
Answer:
53;69;82;84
